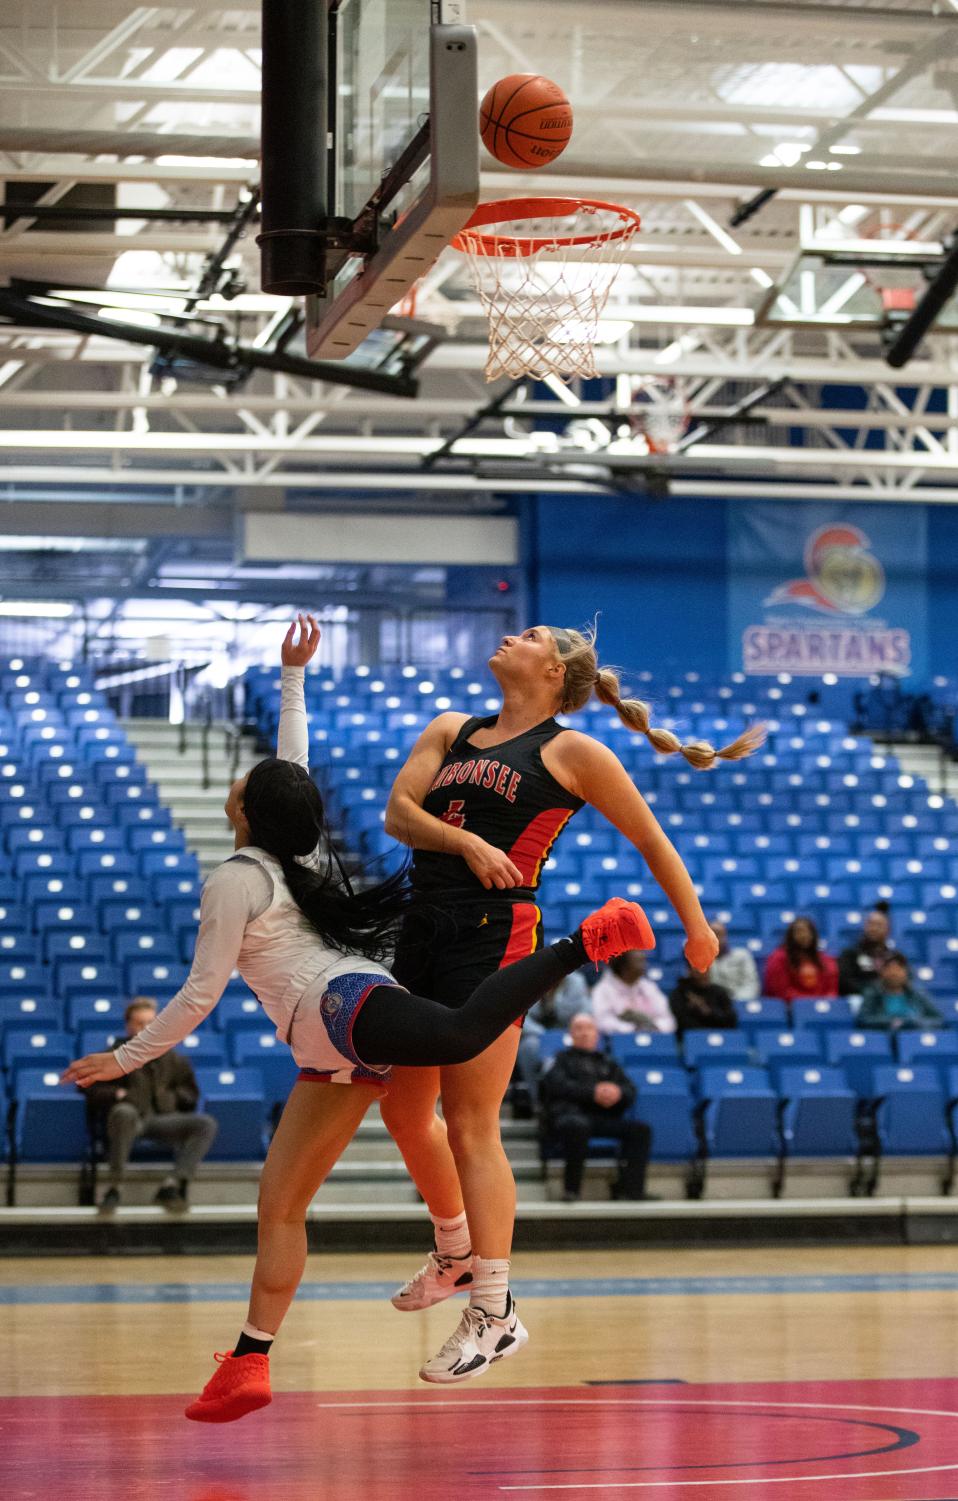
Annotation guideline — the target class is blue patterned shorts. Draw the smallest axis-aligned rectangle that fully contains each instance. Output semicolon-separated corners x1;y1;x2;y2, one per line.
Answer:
297;969;398;1087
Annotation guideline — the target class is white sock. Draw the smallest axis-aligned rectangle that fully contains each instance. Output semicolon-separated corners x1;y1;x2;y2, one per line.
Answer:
470;1257;510;1318
431;1209;471;1260
241;1321;275;1343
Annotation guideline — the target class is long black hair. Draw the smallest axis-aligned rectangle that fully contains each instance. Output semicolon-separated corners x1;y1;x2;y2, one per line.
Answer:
242;757;409;964
784;916;823;971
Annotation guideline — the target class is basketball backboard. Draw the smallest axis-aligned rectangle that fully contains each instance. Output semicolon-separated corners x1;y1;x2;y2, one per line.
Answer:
305;0;479;361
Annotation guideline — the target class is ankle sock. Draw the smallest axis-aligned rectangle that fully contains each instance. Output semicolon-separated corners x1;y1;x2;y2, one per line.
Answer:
470;1257;511;1318
233;1321;275;1358
431;1209;471;1260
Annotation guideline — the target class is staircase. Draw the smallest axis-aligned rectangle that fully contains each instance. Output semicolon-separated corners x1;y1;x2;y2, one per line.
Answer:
120;718;262;874
882;741;958;799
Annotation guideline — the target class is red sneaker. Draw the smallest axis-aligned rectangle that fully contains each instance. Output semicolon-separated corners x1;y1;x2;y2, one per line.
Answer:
184;1351;272;1423
579;897;656;964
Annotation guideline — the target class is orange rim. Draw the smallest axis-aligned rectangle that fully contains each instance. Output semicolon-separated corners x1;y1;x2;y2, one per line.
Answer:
452;196;641;258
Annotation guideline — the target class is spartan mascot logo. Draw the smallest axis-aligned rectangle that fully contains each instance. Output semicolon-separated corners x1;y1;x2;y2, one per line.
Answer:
765;525;885;617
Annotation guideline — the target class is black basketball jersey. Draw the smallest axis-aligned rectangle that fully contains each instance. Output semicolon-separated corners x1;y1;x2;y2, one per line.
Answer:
411;714;584;898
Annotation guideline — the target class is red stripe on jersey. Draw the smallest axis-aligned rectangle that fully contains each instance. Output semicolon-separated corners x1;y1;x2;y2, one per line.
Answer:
508;806;576;886
499;901;542;970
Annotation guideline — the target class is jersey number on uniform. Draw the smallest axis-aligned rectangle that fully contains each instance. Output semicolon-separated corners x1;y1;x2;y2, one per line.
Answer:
440;799;466;828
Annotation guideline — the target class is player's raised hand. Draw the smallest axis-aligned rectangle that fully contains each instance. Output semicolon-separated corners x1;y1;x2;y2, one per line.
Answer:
61;1050;124;1088
282;612;322;667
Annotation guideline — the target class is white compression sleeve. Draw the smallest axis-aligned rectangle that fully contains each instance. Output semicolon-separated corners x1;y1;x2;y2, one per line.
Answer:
112;862;255;1072
277;665;309;767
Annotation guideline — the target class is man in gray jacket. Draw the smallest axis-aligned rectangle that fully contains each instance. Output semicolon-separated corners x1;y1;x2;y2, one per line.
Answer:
90;997;217;1214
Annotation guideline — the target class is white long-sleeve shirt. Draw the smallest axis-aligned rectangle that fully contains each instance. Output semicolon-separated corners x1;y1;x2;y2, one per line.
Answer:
590;969;676;1035
113;667;390;1074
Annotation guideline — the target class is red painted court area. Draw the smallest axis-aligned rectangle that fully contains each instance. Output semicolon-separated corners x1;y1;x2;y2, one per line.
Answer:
4;1379;958;1500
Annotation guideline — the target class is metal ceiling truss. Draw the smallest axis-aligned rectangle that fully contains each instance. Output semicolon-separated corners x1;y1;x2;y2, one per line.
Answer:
3;1;958;502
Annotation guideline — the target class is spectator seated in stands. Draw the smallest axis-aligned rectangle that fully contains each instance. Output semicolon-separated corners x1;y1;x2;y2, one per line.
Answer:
86;997;218;1215
539;1012;654;1203
856;952;944;1033
591;950;675;1035
515;971;591;1113
763;917;839;1003
838;902;895;997
707;918;759;1001
669;967;737;1037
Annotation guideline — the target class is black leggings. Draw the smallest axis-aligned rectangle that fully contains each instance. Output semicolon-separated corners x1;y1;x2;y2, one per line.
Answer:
352;937;582;1068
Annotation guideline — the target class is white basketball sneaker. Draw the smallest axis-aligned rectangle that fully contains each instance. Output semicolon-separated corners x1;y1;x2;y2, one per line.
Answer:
418;1293;528;1384
390;1250;474;1312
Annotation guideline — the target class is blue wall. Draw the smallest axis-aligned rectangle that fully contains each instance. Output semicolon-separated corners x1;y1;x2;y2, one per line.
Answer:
928;505;958;672
530;492;957;684
531;493;728;677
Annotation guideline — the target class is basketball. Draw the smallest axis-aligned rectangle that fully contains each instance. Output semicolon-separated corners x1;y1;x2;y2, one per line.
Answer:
479;74;574;170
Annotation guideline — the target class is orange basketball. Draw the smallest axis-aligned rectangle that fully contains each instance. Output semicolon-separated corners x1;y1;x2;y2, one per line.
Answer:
479;74;573;170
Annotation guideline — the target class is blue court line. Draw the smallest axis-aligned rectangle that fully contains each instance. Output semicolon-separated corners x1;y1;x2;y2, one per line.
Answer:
5;1272;958;1305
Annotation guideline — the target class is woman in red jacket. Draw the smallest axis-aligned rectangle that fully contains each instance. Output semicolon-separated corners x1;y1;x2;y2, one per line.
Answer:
763;916;839;1002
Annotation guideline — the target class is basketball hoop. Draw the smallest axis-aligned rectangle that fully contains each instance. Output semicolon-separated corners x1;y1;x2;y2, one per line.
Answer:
452;197;641;382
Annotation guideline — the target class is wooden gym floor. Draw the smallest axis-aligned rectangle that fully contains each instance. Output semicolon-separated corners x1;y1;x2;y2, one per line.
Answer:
3;1244;958;1500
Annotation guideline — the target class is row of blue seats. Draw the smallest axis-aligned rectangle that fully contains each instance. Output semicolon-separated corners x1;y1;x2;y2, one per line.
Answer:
556;1024;958;1094
605;1060;957;1161
3;1054;953;1165
0;1017;285;1085
1;872;199;910
0;984;258;1038
0;850;198;883
3;1063;292;1163
244;667;856;709
0;897;199;940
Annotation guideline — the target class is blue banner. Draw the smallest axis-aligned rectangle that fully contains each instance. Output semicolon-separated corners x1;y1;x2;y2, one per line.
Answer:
728;503;928;680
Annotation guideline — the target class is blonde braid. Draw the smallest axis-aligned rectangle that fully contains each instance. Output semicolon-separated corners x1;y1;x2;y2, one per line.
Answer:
549;625;766;770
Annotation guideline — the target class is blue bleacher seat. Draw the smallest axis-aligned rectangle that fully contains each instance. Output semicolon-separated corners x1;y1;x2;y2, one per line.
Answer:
0;995;60;1034
734;998;789;1033
88;875;152;906
195;1066;266;1159
896;1030;958;1090
65;994;126;1032
124;960;190;994
63;828;126;855
232;1032;299;1115
683;1031;752;1073
753;1030;823;1090
111;931;179;968
0;930;35;961
14;1069;88;1161
137;850;199;880
627;1065;697;1161
45;932;111;966
872;1065;951;1155
0;963;47;997
698;1066;779;1157
779;1065;858;1157
98;898;162;932
535;1031;571;1068
790;998;856;1032
825;1031;895;1098
177;1031;227;1065
76;1023;120;1055
75;851;138;879
607;1032;680;1067
4;1028;74;1075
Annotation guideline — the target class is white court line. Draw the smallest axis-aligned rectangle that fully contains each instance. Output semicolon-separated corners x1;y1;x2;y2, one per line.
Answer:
497;1464;958;1492
306;1394;958;1493
310;1396;958;1420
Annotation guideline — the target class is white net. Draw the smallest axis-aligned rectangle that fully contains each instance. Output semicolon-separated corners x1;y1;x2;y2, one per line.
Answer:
454;200;641;383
